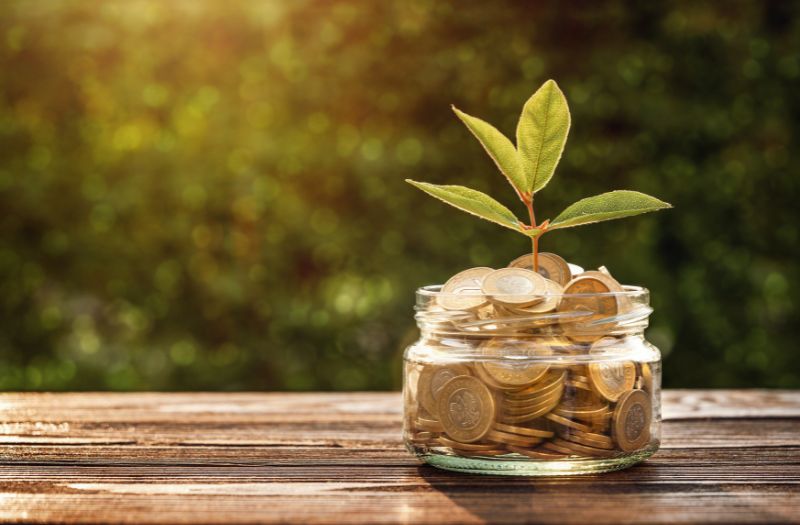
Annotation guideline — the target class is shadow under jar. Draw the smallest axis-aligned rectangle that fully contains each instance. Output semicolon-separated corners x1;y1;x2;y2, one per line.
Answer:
403;285;661;476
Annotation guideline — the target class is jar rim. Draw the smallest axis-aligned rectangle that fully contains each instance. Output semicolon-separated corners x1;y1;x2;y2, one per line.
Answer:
416;284;649;300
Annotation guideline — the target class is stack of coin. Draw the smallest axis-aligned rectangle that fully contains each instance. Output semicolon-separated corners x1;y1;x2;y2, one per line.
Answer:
405;252;656;461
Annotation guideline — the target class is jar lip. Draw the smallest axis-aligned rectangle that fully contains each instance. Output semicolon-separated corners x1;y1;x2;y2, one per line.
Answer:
416;284;649;300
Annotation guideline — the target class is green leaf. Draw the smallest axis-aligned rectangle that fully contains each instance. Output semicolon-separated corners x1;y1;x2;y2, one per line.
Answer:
516;79;571;193
548;190;672;230
405;180;524;233
452;106;526;196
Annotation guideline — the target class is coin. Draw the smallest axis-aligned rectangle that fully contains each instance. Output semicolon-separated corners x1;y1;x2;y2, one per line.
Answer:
554;403;611;422
507;252;572;286
438;267;493;311
544;412;591;433
437;436;498;451
481;268;547;306
501;388;564;415
417;364;472;416
492;422;554;439
500;405;558;424
613;389;652;452
539;440;579;456
409;431;440;444
479;339;551;388
567;262;584;276
557;429;614;450
587;338;636;402
486;429;544;447
500;397;562;423
514;279;563;313
504;370;566;399
557;274;623;343
639;362;654;393
565;376;594;392
581;270;633;314
436;375;496;443
549;437;612;457
414;417;445;433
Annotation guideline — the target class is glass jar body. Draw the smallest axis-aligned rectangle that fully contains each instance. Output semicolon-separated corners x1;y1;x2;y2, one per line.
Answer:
403;287;661;476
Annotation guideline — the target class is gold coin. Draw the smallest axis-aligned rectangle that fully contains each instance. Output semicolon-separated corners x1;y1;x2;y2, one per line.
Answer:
436;375;496;443
581;270;633;313
492;422;554;439
613;389;652;452
472;363;519;391
506;445;568;459
565;378;594;392
417;364;471;416
549;437;612;457
567;262;584;276
507;252;572;286
504;370;566;399
501;394;563;418
557;273;624;343
544;412;591;433
557;429;614;450
500;406;555;424
568;373;591;385
587;338;636;402
414;417;445;433
409;431;439;444
554;403;610;421
539;440;579;456
501;382;564;412
639;362;654;393
437;436;498;451
499;395;562;424
479;339;551;388
514;279;563;313
481;268;547;306
486;429;544;447
502;386;563;408
438;267;493;311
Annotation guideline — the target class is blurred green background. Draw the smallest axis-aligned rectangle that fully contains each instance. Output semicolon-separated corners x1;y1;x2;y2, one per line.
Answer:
1;1;798;391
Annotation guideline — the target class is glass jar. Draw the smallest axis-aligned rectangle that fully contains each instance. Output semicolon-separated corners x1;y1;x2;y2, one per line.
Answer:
403;284;661;476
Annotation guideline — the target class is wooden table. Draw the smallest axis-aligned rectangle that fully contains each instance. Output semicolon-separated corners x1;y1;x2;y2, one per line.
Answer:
0;390;798;524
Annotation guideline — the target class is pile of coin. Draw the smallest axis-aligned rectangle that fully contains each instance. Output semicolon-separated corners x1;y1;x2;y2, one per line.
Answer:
405;252;655;461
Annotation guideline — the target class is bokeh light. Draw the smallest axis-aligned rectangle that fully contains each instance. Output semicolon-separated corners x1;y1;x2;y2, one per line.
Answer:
0;1;798;391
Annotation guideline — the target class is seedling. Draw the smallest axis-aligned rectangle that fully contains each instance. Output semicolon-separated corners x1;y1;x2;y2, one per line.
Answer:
407;80;671;271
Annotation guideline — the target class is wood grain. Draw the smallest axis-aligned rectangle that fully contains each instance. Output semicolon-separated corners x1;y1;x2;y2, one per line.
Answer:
0;390;798;524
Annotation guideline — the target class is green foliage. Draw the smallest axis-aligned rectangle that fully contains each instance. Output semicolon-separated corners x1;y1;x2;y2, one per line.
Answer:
0;0;798;391
452;107;526;195
404;181;526;233
409;80;669;245
517;80;571;193
550;191;672;230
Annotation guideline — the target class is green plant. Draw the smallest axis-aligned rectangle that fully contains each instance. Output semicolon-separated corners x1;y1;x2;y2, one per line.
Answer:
407;80;671;271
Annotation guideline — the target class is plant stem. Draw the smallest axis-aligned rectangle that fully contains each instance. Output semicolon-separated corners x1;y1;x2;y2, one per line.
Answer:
524;196;539;272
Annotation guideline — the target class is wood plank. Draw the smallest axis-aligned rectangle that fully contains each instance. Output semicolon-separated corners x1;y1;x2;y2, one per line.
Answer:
1;419;799;464
663;390;800;419
1;391;797;446
0;391;798;524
